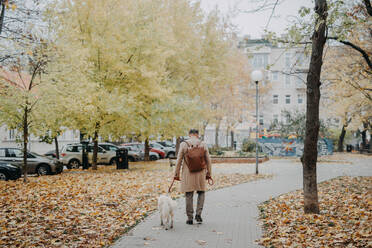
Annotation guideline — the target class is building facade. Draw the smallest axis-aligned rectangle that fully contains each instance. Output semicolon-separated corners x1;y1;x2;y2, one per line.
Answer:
241;38;308;129
204;37;309;147
0;126;80;153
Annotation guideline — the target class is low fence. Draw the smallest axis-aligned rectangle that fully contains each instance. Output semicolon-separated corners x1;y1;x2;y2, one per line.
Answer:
259;138;333;157
210;156;269;164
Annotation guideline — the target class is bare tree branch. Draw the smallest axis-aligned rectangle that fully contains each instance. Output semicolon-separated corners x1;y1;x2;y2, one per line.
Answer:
265;0;279;30
327;37;372;71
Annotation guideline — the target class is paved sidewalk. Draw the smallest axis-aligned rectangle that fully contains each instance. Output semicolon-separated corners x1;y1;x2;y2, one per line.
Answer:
112;156;371;248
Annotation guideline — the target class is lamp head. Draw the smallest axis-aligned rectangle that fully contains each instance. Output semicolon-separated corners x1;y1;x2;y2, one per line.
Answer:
251;70;263;82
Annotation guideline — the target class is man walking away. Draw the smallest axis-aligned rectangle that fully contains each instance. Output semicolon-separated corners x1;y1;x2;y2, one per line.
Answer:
174;129;212;225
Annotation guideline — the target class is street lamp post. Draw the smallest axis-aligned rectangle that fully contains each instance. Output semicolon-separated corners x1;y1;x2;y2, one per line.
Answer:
251;70;263;174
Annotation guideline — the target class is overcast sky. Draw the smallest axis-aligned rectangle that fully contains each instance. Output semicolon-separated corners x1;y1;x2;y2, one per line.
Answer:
200;0;313;38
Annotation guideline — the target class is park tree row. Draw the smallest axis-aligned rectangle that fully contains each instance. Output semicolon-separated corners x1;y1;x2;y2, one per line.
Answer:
0;0;253;181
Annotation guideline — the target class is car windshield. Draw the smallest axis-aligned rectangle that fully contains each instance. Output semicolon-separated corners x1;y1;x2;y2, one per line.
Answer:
29;152;41;158
164;141;174;147
29;152;44;157
154;143;164;149
106;145;118;151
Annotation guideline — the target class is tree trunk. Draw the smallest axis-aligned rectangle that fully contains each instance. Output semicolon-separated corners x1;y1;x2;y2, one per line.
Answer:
226;127;229;148
369;132;372;153
144;138;150;161
201;121;208;141
79;129;84;142
22;107;29;183
337;125;346;152
361;122;368;149
231;130;234;149
175;137;181;156
0;2;5;34
215;121;220;148
301;0;327;214
54;136;60;160
92;130;99;170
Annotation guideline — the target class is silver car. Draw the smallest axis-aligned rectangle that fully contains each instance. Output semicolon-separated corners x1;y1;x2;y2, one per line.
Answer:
98;143;140;162
59;143;114;169
150;142;176;158
122;144;160;161
59;143;139;169
0;147;63;175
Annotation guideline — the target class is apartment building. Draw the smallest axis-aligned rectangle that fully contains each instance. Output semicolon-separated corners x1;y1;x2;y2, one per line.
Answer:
240;37;308;129
204;37;310;147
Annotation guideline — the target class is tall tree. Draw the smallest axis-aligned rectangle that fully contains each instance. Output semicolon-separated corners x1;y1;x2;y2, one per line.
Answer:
0;42;49;182
301;0;328;214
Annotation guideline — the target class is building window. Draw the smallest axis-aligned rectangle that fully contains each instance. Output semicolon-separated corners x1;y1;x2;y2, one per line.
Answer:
253;54;268;68
272;72;278;81
285;75;290;86
298;94;303;104
8;129;15;140
273;95;279;104
285;53;291;67
285;95;291;104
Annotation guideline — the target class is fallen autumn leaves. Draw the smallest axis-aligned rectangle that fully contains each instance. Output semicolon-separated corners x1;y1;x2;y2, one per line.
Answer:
0;162;271;248
258;176;372;248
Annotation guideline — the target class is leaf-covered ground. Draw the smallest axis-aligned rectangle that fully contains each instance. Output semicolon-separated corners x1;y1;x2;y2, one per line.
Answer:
258;176;372;248
0;162;271;248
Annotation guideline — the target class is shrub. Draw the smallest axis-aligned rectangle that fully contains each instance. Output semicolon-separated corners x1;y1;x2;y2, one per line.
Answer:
209;146;224;156
242;139;256;152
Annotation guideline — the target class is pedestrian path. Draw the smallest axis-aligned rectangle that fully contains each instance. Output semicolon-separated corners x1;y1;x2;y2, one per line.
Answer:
112;156;372;248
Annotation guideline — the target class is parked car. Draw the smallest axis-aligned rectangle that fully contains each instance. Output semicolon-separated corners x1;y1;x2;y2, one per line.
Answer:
98;143;140;162
44;150;58;159
60;143;112;169
122;142;166;159
149;147;166;159
0;162;22;181
0;148;63;175
150;142;176;158
156;141;175;148
121;143;159;161
59;143;139;169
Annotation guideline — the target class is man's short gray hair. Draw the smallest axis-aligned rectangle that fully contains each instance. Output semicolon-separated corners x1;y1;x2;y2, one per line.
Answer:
189;129;199;135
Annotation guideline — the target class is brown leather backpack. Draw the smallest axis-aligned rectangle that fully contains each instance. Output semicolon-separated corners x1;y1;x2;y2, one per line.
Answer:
184;140;206;172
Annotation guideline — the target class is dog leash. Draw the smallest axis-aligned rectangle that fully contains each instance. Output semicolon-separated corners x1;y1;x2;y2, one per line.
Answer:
207;178;214;186
168;178;175;193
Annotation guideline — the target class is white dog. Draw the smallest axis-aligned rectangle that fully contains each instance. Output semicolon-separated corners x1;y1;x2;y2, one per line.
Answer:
158;194;177;230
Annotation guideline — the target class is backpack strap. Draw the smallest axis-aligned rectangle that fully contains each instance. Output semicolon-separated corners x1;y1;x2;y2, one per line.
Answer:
183;141;191;147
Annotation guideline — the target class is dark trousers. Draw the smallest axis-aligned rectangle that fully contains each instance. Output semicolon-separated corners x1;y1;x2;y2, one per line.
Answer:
185;191;205;219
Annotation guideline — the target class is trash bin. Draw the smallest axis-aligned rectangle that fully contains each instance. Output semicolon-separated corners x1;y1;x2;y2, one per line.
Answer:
116;148;129;169
346;144;352;152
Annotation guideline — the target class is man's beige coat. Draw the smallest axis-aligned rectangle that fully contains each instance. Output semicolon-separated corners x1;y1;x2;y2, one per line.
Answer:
174;136;212;192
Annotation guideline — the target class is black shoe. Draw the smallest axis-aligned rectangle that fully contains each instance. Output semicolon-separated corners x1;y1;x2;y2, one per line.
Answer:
186;219;193;225
195;215;203;223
